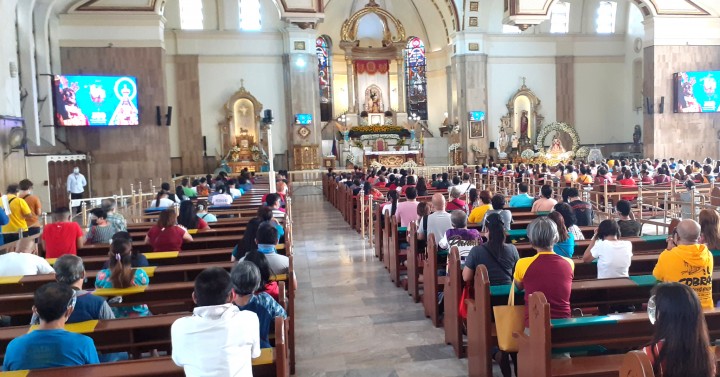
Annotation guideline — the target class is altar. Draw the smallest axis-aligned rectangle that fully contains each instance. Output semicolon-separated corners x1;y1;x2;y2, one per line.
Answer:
363;150;420;167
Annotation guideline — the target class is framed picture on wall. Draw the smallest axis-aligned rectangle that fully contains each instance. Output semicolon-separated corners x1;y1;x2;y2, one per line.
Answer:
469;120;485;139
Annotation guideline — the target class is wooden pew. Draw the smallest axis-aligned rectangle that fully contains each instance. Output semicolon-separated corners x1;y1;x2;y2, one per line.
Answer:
374;204;384;260
422;234;445;327
443;247;465;357
406;220;424;302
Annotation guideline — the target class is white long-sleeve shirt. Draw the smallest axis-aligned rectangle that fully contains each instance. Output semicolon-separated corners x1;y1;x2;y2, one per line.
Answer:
67;173;87;194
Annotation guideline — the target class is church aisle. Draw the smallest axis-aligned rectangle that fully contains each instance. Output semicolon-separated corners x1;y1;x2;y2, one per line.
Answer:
292;193;468;377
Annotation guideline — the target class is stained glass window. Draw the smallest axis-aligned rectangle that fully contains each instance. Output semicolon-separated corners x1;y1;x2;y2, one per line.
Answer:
405;37;427;120
316;35;333;122
180;0;203;30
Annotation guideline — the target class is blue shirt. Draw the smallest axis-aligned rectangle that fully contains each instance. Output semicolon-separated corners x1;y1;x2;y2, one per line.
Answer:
236;292;287;348
508;193;535;208
3;329;99;371
197;212;218;223
553;233;575;258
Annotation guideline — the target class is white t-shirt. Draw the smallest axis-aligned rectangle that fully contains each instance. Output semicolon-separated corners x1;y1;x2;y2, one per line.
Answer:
0;252;55;277
229;188;242;198
589;239;633;279
172;303;261;377
153;198;176;208
211;194;233;206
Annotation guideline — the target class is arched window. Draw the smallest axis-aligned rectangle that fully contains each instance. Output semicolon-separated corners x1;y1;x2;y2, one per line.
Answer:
549;1;570;33
239;0;262;31
316;35;333;122
180;0;203;30
596;1;618;33
405;37;427;120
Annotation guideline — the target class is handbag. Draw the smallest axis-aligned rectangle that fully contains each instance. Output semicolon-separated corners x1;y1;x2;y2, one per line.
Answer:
493;279;525;352
459;282;473;319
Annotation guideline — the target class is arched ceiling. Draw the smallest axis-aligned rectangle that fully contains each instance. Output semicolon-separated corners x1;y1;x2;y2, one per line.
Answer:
319;0;457;52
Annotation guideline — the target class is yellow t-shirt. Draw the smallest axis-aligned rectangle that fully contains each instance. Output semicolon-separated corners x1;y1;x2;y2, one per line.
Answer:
653;244;714;309
1;194;31;233
468;204;492;224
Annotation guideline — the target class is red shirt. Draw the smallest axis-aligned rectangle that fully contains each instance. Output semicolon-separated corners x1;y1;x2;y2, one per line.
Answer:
42;222;84;258
146;225;186;252
446;199;468;213
618;178;637;201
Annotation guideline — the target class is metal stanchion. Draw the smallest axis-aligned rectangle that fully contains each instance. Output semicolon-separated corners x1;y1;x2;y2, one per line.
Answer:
359;189;365;240
367;193;374;247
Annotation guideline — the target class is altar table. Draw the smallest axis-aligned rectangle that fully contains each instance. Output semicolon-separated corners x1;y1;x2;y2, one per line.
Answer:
363;150;421;167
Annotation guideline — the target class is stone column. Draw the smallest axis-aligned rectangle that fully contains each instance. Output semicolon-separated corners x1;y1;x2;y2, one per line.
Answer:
452;53;488;164
396;58;406;113
346;58;356;112
555;56;575;149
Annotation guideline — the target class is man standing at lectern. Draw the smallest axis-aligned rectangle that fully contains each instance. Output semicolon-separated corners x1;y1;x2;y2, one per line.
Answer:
67;167;87;214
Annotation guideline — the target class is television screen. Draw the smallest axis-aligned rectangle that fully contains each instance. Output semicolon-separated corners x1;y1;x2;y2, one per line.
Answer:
469;111;485;121
674;71;719;113
296;114;312;125
53;75;139;126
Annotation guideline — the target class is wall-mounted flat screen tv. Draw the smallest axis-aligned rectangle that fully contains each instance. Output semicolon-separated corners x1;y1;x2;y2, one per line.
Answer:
53;75;140;126
673;71;719;113
469;111;485;121
295;114;312;125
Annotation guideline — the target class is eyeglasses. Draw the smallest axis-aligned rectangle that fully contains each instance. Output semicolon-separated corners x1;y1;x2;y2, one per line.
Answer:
647;295;656;325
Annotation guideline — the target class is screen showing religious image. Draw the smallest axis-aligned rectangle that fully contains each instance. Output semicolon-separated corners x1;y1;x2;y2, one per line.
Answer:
53;75;139;126
296;114;312;125
405;37;427;120
673;71;719;113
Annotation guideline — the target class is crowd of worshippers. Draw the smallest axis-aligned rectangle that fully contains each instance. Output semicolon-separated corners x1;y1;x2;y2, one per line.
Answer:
0;171;296;376
330;162;720;377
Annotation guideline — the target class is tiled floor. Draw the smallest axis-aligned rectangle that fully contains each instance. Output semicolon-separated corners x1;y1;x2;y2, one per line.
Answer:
291;190;469;377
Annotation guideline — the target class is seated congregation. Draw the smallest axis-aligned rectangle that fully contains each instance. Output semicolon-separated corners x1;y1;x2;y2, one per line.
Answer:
323;157;720;377
0;171;295;377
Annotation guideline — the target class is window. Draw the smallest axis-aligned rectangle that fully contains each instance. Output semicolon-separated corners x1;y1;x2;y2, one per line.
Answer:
316;36;333;122
239;0;262;31
549;2;570;34
502;24;521;34
179;0;203;30
596;1;618;34
405;37;428;120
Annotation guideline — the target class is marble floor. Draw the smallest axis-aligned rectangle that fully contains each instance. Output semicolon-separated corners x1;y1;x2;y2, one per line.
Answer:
291;189;469;377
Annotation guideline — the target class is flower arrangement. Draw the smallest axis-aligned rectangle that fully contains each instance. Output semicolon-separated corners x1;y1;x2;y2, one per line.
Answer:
349;125;410;138
520;149;535;159
360;134;400;141
535;122;581;154
396;137;406;147
448;143;461;152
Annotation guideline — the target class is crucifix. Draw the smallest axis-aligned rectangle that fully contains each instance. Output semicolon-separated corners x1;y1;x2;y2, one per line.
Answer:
240;79;245;88
521;76;527;87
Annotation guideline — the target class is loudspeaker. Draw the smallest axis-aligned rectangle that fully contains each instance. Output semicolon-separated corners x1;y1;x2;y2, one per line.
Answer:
263;109;273;124
490;141;495;149
203;136;207;157
645;97;653;114
659;97;664;114
166;106;173;126
156;106;162;126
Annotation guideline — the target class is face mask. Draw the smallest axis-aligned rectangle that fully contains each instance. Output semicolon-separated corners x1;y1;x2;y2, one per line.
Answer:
73;168;79;174
647;295;657;325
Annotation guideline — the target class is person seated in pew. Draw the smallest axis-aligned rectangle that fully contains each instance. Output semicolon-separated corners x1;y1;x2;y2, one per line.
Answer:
231;261;287;349
582;219;633;279
227;179;243;198
101;198;127;232
417;194;452;251
395;187;419;227
239;223;295;288
161;182;181;203
515;217;574;331
401;176;416;195
699;209;720;252
177;201;210;231
175;185;189;202
439;210;481;252
446;176;461;195
436;172;451;190
643;282;715;377
530;184;557;213
41;207;84;258
244;250;280;301
653;219;714;309
508;182;534;208
3;283;99;371
363;182;384;201
547;211;575;258
266;193;286;218
95;236;151;317
32;255;115;325
594;166;613;185
238;176;253;193
0;238;54;277
85;208;118;245
467;188;479;212
482;194;512;232
564;187;593;227
195;200;217;223
468;190;492;223
232;207;284;262
446;186;469;213
172;267;261;377
151;190;176;209
181;178;197;199
553;202;585;240
576;166;593;185
210;186;233;207
102;232;149;269
381;190;399;216
145;209;193;252
464;213;519;286
195;178;210;197
374;175;387;188
616;200;642;237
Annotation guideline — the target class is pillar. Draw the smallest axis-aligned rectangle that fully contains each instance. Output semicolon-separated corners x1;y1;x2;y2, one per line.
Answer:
452;43;488;163
346;58;356;112
555;56;575;148
396;58;406;113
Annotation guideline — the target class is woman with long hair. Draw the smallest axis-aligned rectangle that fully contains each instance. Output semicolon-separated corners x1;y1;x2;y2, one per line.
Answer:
152;191;174;208
548;211;574;258
177;200;210;230
643;283;714;377
382;190;399;216
145;209;193;252
468;190;492;223
95;237;150;317
243;250;279;300
416;177;428;197
553;202;585;240
699;209;720;251
467;188;479;212
463;213;519;286
231;206;283;261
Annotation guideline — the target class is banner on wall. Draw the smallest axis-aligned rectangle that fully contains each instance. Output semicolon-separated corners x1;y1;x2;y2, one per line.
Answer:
355;60;389;75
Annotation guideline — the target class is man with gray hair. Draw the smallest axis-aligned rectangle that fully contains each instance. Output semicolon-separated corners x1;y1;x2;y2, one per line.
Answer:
653;218;713;309
31;255;114;325
417;193;452;249
439;210;481;250
101;198;126;232
514;217;574;329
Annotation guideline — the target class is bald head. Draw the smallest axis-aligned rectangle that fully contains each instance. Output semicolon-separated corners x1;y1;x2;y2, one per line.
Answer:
432;193;446;211
676;219;701;244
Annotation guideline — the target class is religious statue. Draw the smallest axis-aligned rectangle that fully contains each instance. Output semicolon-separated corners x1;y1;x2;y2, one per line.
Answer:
498;127;509;153
633;125;641;145
549;135;566;155
369;90;382;113
511;134;519;149
520;111;529;139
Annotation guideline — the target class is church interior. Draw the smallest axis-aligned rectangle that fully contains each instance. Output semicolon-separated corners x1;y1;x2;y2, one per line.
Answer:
0;0;720;376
